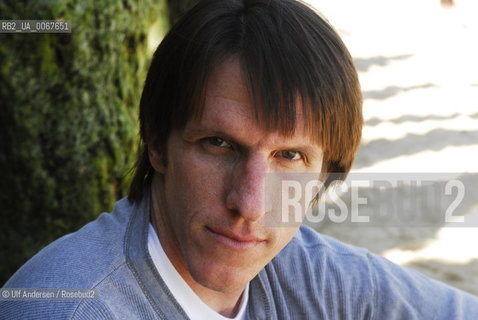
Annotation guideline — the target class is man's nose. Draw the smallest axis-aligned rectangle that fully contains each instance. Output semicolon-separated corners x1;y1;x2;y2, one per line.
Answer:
225;155;271;222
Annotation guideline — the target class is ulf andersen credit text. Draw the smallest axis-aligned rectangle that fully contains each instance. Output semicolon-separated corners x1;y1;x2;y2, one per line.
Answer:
1;288;96;300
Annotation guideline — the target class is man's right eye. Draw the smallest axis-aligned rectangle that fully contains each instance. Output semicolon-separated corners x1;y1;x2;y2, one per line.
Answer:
203;137;232;149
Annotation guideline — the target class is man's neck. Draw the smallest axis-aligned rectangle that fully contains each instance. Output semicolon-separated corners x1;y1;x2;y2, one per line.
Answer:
170;260;245;317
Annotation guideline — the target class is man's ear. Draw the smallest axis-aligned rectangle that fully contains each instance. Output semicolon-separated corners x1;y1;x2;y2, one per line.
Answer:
148;144;166;174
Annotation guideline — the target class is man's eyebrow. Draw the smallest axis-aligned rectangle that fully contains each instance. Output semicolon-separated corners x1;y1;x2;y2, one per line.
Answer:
183;126;238;142
184;125;223;136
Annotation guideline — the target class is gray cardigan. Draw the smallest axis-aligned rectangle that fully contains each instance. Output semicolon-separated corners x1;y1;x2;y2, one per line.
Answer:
2;193;478;319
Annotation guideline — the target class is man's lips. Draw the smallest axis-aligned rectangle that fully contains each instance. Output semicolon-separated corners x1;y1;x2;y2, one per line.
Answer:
205;227;266;250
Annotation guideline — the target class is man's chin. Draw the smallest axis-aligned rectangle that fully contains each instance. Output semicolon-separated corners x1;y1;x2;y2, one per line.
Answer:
188;263;253;294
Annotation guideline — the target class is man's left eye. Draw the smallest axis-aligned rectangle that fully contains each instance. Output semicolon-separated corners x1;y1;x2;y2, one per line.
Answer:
276;150;302;161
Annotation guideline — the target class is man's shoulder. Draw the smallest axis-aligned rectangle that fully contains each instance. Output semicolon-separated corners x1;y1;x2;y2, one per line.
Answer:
4;198;134;289
270;226;478;319
1;198;162;319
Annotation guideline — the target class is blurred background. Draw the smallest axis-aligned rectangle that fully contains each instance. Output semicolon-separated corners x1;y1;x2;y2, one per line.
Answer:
307;0;478;295
1;0;477;295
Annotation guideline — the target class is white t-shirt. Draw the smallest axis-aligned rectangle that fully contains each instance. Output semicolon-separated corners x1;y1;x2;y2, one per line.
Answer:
147;224;249;320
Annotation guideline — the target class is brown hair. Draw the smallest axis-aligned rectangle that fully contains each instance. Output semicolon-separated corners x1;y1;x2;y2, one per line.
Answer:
128;0;363;202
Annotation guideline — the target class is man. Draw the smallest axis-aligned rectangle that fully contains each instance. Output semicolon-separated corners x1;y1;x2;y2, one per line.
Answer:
2;0;477;319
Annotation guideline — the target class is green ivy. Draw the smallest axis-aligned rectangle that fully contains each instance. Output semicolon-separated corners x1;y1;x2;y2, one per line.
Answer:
0;0;169;284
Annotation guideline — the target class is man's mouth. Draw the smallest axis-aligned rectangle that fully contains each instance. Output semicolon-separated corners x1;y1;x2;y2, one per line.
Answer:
205;226;265;250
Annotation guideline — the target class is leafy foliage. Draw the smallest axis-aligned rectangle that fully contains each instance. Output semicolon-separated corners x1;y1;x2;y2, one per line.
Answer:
0;0;168;284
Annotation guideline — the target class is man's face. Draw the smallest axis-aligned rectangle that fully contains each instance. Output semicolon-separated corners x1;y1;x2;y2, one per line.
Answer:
150;57;324;294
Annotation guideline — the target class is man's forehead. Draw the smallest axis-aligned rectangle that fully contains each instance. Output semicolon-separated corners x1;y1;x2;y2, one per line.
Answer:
206;57;247;100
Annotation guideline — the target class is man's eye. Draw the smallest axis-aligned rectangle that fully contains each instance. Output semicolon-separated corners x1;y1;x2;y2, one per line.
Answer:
204;137;231;148
276;150;302;161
